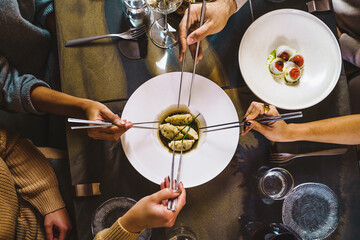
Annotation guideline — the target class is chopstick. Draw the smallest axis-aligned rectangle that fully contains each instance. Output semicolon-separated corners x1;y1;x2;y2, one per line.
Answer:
187;0;206;107
167;147;177;210
68;118;159;130
168;141;184;212
203;112;303;133
177;0;191;108
171;142;184;211
70;125;161;130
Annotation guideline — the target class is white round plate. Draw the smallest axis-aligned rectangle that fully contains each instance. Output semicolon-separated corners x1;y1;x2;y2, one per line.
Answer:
239;9;341;110
121;72;239;188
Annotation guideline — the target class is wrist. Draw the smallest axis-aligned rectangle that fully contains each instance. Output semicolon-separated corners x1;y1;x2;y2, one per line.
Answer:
285;124;303;142
223;0;237;16
77;98;96;118
119;214;144;233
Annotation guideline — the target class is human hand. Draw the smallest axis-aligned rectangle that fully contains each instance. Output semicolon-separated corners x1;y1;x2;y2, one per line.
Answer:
83;100;133;141
44;208;72;240
179;0;237;63
242;101;294;142
120;180;186;233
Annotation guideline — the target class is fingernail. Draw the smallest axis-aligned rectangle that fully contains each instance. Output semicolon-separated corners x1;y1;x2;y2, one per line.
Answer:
241;117;247;122
187;37;194;45
120;120;126;125
245;121;251;126
114;119;122;125
173;189;181;194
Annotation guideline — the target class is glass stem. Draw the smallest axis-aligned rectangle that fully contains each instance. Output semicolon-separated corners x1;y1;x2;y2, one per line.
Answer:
164;13;168;34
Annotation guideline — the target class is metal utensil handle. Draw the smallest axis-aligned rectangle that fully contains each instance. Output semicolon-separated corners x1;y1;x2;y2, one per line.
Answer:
297;148;348;158
188;0;206;107
71;125;114;130
177;1;192;108
171;142;184;211
65;34;120;46
259;113;303;124
68;118;113;125
168;148;177;210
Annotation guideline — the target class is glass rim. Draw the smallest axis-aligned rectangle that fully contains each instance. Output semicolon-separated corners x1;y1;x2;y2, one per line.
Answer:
124;0;147;8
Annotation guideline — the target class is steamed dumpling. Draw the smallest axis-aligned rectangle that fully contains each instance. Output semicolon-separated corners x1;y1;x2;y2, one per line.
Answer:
160;123;184;140
168;140;195;151
176;126;199;140
276;45;295;61
165;114;193;125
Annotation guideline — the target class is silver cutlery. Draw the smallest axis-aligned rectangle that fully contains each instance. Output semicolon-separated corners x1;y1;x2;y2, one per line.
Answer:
65;25;146;47
187;0;206;107
68;118;159;130
169;141;184;211
269;148;348;164
177;0;191;108
202;112;303;133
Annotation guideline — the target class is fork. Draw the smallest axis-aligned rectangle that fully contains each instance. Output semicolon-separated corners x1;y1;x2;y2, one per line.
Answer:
269;148;348;164
65;25;146;47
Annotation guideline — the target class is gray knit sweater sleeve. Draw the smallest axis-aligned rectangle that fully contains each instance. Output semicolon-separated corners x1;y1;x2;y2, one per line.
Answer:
0;56;50;114
339;33;360;68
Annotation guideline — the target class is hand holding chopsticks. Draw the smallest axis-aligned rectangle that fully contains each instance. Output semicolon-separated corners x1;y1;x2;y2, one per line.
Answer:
201;111;303;133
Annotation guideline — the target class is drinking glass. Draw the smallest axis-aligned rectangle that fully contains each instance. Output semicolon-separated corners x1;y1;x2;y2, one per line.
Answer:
145;0;183;48
124;0;150;27
166;226;197;240
258;167;294;200
237;216;301;240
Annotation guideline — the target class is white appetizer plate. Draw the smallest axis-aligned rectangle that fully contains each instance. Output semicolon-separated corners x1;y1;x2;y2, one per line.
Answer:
121;72;239;188
239;9;341;110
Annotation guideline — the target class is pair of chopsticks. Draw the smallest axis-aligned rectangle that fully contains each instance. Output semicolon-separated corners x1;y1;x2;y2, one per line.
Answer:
68;118;160;130
169;0;205;212
177;0;206;108
168;141;184;211
201;111;303;133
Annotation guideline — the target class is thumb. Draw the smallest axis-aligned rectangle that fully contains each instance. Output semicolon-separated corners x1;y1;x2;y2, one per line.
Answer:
187;22;211;45
151;188;180;203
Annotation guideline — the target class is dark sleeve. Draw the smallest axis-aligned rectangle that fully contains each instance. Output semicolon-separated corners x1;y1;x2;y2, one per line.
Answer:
0;55;50;114
35;0;54;28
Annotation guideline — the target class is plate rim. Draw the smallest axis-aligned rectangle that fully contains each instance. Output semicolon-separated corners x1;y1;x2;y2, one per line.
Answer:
239;9;342;110
121;72;239;188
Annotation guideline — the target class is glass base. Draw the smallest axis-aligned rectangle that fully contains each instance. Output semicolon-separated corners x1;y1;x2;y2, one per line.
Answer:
149;18;178;49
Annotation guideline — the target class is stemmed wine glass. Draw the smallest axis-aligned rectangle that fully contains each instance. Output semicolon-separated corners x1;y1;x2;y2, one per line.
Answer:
145;0;183;48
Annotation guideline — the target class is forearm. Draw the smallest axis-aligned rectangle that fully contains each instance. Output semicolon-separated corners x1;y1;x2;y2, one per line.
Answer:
93;218;140;240
31;86;92;118
0;56;50;114
287;115;360;145
4;135;65;215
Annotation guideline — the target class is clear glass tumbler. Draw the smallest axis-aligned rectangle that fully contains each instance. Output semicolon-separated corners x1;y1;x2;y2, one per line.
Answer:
124;0;150;27
258;167;294;200
167;226;197;240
